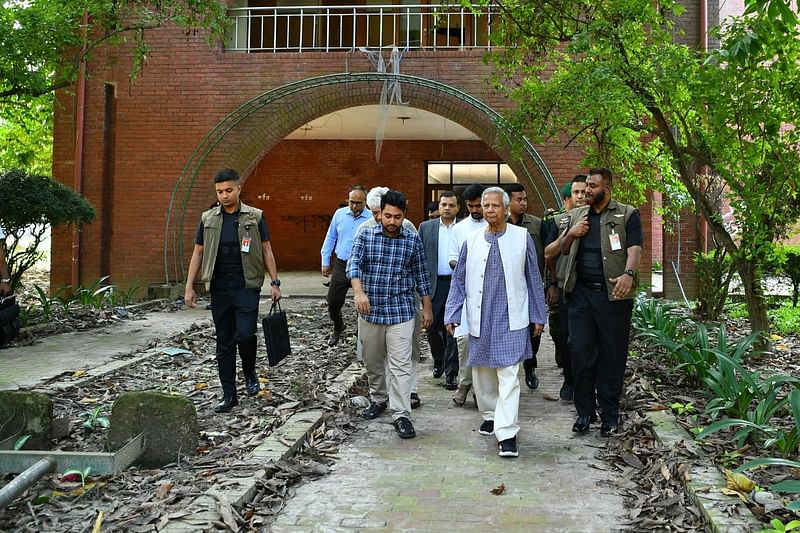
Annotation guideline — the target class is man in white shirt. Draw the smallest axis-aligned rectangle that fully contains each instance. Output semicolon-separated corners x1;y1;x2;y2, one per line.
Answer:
447;184;488;406
418;192;460;388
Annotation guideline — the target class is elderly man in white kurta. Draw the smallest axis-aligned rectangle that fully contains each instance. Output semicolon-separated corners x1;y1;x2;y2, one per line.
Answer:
445;187;547;458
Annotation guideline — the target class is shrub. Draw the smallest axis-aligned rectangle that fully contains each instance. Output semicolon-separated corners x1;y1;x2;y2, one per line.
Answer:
694;248;736;321
0;169;95;289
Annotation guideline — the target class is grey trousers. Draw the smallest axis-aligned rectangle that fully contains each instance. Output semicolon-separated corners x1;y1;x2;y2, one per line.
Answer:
359;317;415;420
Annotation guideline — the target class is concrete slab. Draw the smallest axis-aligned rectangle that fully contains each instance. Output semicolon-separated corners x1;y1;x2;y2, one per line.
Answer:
0;307;213;391
272;335;629;532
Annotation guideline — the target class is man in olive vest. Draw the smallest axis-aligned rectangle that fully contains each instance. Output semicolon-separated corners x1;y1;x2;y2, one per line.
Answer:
185;169;282;414
560;168;642;437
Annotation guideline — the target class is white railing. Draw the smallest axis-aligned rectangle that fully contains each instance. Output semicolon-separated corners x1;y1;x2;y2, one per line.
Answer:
225;3;500;53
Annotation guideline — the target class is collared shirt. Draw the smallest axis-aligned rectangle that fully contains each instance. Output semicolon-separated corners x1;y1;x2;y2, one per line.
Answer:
448;217;488;265
437;217;457;275
320;206;371;267
346;224;432;325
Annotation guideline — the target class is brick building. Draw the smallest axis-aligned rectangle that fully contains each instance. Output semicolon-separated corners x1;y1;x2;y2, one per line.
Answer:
50;1;735;295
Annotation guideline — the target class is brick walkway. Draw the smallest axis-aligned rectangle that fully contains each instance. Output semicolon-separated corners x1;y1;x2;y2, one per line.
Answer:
273;334;627;532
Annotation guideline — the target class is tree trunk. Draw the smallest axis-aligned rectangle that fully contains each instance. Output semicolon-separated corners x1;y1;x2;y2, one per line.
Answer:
736;257;771;351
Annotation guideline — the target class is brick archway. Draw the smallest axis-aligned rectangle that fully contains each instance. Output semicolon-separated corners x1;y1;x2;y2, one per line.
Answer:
164;73;557;282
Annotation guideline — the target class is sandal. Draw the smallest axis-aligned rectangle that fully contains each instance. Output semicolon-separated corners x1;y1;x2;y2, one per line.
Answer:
410;393;421;409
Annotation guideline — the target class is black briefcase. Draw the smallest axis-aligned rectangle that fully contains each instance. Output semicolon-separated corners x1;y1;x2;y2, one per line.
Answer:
0;295;21;347
262;301;291;366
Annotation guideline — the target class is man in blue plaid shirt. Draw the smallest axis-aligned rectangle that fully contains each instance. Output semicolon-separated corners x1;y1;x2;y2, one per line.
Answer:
347;190;433;439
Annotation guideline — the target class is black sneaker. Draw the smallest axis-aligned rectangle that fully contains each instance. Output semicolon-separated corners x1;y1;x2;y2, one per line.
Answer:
498;437;519;457
478;420;494;436
361;401;388;420
393;417;416;439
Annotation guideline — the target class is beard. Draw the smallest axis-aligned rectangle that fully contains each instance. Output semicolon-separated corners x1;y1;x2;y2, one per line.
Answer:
588;189;605;205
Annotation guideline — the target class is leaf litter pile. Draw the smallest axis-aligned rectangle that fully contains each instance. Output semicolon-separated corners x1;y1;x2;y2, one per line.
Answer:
0;298;363;531
604;316;800;532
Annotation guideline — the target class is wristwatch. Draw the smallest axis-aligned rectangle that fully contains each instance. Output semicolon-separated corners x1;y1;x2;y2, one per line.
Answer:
623;269;635;277
270;279;281;287
0;278;10;284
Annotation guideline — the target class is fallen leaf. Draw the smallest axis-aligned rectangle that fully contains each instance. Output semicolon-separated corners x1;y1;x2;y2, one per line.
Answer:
155;482;174;500
647;404;669;411
73;369;86;378
660;463;671;481
78;397;98;404
724;469;756;493
541;393;559;401
775;344;790;351
490;483;505;495
194;382;209;391
258;377;269;384
257;389;273;400
92;511;104;533
769;334;783;341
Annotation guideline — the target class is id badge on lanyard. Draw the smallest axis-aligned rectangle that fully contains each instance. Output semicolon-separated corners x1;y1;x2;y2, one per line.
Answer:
241;236;251;253
609;229;622;251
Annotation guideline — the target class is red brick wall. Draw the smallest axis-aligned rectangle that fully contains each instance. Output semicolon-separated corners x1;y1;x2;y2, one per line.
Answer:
49;25;589;287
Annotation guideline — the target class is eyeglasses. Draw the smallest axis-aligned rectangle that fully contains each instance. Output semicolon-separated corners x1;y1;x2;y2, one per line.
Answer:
349;200;364;205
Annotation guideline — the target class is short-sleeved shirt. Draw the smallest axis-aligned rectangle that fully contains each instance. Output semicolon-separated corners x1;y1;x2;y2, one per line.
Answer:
196;209;269;280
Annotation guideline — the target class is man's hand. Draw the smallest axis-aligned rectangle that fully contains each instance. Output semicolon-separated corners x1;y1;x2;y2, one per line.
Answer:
271;285;281;302
609;274;634;299
184;287;197;308
354;292;370;315
421;308;433;330
546;285;559;305
445;323;458;335
531;323;545;337
568;215;589;238
0;282;11;297
321;266;331;277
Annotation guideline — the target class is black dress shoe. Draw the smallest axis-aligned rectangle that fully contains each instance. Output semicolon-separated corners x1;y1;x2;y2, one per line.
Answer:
601;421;619;437
524;368;539;390
444;375;458;390
361;401;388;419
478;420;494;436
214;395;238;413
433;366;444;378
572;414;596;433
559;384;574;401
245;373;260;396
328;330;343;347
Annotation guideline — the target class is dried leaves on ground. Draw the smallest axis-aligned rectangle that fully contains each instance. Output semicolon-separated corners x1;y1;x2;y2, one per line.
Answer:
0;298;360;532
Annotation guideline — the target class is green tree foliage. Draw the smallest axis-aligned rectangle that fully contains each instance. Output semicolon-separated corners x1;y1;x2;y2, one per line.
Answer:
0;0;229;171
0;95;53;175
0;169;95;289
477;0;800;340
775;245;800;308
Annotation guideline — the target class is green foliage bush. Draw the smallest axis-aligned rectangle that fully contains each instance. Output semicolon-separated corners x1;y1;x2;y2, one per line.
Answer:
694;249;736;321
771;303;800;336
0;169;95;288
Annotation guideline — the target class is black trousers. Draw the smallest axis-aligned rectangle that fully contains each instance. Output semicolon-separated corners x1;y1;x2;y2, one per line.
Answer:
567;282;633;423
210;282;260;397
428;278;459;378
522;321;541;373
326;258;351;332
556;288;572;386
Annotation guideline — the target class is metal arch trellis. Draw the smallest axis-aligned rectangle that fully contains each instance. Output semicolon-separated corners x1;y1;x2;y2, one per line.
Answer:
164;72;560;285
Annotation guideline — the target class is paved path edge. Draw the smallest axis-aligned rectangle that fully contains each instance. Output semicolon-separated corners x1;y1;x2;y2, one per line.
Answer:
162;362;365;532
647;410;762;532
